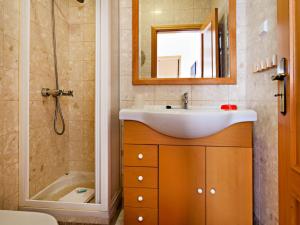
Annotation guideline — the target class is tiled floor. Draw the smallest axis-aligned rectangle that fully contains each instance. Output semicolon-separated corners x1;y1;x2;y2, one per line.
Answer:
58;210;123;225
114;210;123;225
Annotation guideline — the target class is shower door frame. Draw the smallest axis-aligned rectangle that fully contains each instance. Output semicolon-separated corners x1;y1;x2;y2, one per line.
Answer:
19;0;110;214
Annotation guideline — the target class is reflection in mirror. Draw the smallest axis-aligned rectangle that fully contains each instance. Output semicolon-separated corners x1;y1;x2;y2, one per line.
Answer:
136;0;235;84
153;27;202;78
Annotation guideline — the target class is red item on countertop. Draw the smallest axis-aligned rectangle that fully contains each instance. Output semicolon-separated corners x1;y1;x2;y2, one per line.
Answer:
220;104;238;111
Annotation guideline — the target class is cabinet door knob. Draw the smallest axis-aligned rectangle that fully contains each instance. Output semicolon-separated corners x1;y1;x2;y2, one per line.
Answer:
137;195;144;202
137;175;144;182
138;153;144;160
197;188;203;194
210;188;216;195
137;216;144;222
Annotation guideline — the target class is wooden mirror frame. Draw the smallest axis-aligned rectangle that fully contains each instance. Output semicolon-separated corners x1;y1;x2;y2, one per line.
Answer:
132;0;237;85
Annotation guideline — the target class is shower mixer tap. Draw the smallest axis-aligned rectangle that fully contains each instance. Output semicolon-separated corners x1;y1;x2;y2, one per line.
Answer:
41;88;74;97
61;90;74;97
183;92;189;109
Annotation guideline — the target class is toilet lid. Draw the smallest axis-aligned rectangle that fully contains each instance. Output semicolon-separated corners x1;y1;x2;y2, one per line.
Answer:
0;210;58;225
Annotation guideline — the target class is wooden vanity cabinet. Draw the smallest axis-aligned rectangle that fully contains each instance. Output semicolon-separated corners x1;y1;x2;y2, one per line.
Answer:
159;146;206;225
123;121;253;225
124;144;159;225
206;147;252;225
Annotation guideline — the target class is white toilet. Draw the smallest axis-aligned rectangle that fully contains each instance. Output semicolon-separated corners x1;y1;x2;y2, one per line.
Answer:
0;210;58;225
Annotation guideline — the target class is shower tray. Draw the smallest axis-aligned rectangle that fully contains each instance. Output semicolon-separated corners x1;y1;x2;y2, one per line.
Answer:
31;172;95;203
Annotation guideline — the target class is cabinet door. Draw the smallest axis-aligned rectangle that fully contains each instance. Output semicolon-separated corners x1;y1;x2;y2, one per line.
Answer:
206;147;252;225
159;146;205;225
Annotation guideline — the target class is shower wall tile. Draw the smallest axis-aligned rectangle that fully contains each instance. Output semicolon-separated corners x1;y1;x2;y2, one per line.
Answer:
34;2;52;31
68;161;95;172
29;0;70;198
3;7;19;39
2;101;18;134
82;60;95;81
83;5;95;23
3;35;18;69
0;0;19;211
82;100;95;120
70;24;83;42
68;0;95;173
69;61;84;80
69;8;83;24
83;24;96;42
0;0;97;210
0;68;19;101
0;32;3;67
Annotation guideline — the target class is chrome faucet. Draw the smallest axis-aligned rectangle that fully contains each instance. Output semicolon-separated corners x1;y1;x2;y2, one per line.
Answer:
183;92;189;109
41;88;74;97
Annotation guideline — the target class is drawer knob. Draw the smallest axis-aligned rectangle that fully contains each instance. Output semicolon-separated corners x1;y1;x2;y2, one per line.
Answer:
137;195;144;202
137;175;144;182
210;188;216;195
137;216;144;222
197;188;203;194
138;153;144;160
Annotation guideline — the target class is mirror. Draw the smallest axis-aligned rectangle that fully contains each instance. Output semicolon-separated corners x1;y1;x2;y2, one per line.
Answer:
133;0;236;85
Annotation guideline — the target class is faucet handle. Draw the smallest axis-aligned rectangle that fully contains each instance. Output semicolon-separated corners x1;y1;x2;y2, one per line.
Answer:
182;92;189;109
183;92;188;99
61;90;74;97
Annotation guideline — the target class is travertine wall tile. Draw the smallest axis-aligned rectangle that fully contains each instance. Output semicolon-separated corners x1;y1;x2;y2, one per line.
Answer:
0;0;96;210
29;0;70;197
245;0;278;224
0;0;19;211
28;0;96;197
68;0;95;172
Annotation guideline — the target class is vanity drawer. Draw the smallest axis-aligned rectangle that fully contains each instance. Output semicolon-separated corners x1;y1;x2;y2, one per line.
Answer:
124;207;158;225
124;188;158;208
124;167;158;188
124;145;158;167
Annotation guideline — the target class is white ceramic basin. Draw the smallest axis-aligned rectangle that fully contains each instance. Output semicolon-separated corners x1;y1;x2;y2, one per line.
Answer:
119;108;257;139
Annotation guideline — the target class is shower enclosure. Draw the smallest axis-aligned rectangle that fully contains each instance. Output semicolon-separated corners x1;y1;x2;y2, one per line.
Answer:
19;0;121;223
29;0;96;203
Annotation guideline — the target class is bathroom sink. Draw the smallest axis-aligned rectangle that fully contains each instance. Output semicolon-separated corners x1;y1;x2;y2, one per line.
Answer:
119;108;257;139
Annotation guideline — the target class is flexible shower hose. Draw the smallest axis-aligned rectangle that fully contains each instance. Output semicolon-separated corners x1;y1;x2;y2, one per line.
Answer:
51;0;65;135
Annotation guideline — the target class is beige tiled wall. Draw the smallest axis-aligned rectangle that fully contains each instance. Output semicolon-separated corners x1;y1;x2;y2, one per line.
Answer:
29;0;70;197
0;0;20;210
245;0;279;224
68;0;95;172
29;0;96;197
